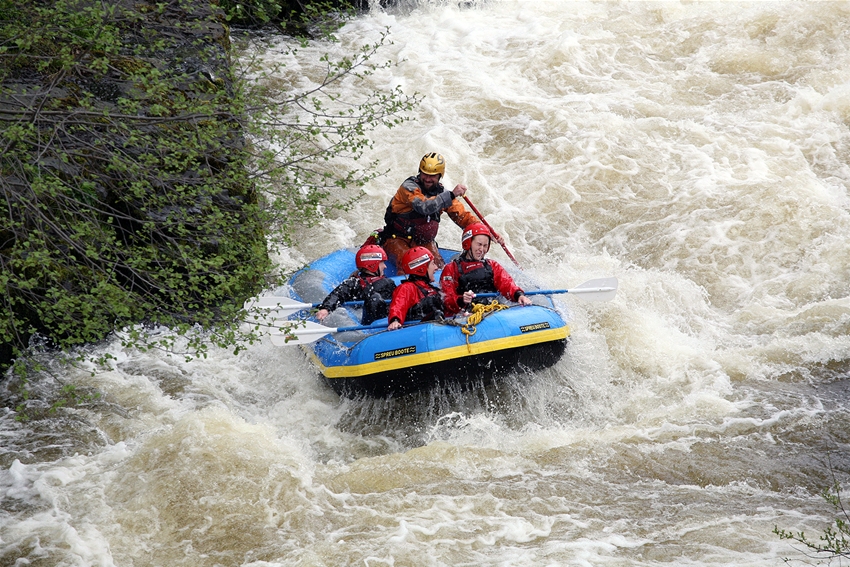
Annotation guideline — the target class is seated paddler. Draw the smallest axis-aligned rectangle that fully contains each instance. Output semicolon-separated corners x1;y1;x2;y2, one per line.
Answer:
387;246;445;330
439;222;532;317
316;244;396;325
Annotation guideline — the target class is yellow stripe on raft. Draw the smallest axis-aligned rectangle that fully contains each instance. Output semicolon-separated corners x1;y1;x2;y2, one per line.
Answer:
306;326;570;379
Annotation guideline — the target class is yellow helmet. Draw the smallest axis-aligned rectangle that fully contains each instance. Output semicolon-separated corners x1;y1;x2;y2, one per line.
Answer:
418;152;446;177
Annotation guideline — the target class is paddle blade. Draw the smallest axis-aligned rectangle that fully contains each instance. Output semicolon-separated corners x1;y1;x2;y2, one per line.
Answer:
269;320;336;346
243;297;316;326
568;277;618;302
245;296;313;311
269;320;392;346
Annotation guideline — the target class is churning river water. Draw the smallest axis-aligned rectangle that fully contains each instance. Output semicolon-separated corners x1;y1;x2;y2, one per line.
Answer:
4;1;850;565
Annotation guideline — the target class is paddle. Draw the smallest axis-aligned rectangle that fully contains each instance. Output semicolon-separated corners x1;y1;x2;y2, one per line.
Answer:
247;275;617;320
265;277;618;345
245;296;366;318
474;277;619;303
269;320;396;346
462;195;522;268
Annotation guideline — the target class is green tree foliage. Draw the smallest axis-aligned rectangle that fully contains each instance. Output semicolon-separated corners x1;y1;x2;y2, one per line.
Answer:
219;0;368;30
235;25;418;247
0;0;418;381
1;0;269;367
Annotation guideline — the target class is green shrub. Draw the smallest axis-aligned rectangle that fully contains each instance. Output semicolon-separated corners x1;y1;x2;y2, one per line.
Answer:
0;0;418;378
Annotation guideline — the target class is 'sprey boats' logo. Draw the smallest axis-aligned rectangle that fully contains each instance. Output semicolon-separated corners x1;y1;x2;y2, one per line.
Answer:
374;345;416;360
519;322;551;333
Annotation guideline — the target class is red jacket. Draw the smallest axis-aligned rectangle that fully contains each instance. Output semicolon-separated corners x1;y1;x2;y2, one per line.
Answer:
388;278;442;325
439;256;524;317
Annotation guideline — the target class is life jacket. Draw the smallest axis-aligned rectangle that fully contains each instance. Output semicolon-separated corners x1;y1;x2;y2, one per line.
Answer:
454;258;496;295
358;274;384;293
405;278;443;322
357;272;395;324
382;178;444;244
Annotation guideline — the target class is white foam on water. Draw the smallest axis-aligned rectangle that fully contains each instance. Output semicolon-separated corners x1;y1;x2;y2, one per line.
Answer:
4;1;850;565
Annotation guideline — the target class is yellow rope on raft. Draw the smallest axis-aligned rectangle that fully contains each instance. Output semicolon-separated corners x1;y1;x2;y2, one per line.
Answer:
461;300;510;351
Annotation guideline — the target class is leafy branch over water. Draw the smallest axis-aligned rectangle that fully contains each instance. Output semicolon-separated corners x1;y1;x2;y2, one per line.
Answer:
0;0;418;411
776;460;850;565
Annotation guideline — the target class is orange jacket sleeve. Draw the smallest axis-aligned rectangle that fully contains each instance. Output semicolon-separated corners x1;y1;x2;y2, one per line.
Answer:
444;198;478;229
390;177;478;228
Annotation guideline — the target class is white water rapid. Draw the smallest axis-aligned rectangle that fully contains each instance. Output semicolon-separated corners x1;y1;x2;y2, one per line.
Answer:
3;1;850;565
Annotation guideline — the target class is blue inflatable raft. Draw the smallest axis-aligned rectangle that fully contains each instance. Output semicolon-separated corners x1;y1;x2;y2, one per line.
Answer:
284;247;571;398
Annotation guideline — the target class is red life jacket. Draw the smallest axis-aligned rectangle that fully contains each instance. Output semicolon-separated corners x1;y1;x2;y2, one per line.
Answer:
454;258;496;294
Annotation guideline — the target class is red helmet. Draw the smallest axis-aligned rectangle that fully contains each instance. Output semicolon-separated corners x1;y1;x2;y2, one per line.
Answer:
401;246;434;277
356;244;387;273
461;222;493;251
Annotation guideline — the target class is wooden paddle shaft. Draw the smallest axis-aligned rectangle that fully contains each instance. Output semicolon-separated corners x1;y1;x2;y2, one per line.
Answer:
462;196;522;268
